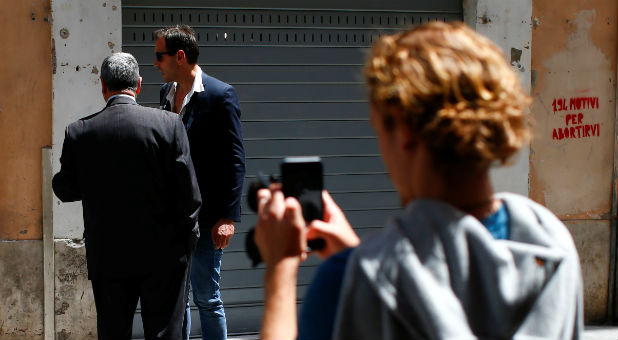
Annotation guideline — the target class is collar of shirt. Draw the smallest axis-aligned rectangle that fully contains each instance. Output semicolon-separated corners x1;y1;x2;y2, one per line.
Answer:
165;66;205;119
106;94;137;103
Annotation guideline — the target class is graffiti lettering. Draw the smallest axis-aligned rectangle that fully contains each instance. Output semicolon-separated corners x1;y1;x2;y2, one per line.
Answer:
552;96;599;112
552;123;600;140
565;113;583;125
551;95;601;141
552;97;567;112
569;96;599;110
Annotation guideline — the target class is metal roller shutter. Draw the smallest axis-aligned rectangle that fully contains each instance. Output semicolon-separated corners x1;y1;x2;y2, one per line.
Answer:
122;1;462;337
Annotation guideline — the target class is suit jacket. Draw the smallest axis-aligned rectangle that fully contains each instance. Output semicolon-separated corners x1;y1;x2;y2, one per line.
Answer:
160;72;246;230
52;96;202;280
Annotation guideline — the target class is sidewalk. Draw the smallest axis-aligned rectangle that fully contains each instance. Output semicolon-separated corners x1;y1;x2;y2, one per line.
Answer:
226;326;618;340
582;325;618;340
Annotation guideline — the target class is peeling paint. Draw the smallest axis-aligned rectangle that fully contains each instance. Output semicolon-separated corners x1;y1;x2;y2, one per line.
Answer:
511;48;523;63
57;329;72;340
533;16;542;29
59;27;69;39
480;13;492;24
112;5;117;11
531;69;538;90
108;41;115;49
91;66;99;74
511;48;525;72
52;38;56;74
55;301;69;315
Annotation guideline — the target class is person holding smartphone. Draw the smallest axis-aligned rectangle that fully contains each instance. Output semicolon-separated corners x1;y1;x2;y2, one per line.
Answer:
254;21;583;340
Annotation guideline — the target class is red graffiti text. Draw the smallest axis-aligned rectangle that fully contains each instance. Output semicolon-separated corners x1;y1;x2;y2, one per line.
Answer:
551;95;601;141
552;123;600;140
552;96;599;112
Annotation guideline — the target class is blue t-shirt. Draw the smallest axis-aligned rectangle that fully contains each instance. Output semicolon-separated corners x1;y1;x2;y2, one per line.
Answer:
297;204;509;340
298;248;353;340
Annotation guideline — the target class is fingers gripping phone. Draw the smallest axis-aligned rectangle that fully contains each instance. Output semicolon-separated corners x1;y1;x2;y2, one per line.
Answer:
281;156;326;250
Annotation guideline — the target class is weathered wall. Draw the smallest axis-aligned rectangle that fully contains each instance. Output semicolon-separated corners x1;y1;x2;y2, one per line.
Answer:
0;0;52;240
567;221;612;321
530;0;618;322
464;0;533;196
50;1;122;338
0;241;43;339
0;0;51;338
54;240;96;340
52;0;122;239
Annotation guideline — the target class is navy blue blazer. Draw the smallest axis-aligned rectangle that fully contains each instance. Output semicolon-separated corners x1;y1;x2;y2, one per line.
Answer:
160;72;246;230
53;96;202;280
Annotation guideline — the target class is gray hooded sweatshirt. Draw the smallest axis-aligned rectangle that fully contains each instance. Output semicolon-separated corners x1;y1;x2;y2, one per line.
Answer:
333;193;583;340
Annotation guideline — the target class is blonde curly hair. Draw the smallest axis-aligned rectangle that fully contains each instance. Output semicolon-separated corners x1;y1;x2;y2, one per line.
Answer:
365;21;530;169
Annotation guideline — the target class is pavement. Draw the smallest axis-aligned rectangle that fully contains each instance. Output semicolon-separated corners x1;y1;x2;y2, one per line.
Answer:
581;325;618;340
225;326;617;340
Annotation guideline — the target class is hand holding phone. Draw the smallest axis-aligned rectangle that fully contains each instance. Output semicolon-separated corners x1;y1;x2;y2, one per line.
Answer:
247;156;327;267
281;157;325;250
306;191;360;259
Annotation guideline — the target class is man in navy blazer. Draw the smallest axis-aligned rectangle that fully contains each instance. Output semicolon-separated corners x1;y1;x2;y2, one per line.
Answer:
53;52;202;339
154;25;246;339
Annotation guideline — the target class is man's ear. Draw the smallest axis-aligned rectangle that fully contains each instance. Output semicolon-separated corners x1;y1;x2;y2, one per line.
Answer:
135;77;142;96
176;49;186;64
100;77;107;96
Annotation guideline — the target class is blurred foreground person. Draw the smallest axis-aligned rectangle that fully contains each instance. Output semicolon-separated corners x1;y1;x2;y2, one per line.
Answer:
254;21;583;340
53;52;201;339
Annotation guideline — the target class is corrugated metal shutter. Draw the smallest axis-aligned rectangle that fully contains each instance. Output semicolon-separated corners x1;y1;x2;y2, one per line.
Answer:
122;1;462;337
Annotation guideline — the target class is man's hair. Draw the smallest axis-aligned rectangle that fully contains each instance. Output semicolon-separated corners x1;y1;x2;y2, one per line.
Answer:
365;21;531;170
153;25;200;65
100;52;140;91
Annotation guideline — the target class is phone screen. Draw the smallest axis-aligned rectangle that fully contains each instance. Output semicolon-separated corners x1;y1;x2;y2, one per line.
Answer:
281;156;323;223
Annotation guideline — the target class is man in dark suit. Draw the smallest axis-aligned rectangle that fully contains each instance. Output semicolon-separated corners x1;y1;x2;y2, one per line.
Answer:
52;52;202;340
153;25;246;339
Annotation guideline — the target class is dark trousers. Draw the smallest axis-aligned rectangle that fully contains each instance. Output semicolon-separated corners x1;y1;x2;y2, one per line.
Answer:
91;260;191;340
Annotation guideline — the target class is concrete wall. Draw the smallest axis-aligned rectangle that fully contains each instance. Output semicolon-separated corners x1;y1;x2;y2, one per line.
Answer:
0;241;44;339
0;0;52;240
466;0;618;323
0;1;51;338
50;1;122;338
52;0;122;239
529;0;617;322
464;0;533;197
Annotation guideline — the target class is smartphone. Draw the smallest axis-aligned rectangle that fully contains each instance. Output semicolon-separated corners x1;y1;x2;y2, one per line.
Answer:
281;156;325;250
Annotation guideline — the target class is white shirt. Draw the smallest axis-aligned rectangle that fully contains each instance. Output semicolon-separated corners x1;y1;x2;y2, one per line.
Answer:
106;94;136;103
165;66;205;120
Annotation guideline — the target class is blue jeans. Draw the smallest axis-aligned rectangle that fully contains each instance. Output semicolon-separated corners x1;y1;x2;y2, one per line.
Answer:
183;233;227;339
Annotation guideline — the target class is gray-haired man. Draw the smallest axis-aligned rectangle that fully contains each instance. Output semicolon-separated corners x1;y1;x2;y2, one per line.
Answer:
53;52;202;339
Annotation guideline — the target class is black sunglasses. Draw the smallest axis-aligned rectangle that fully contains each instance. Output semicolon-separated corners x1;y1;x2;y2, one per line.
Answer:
155;51;176;61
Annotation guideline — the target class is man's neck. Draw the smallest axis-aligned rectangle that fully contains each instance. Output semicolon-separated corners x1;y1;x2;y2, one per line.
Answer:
104;90;136;102
175;64;200;94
